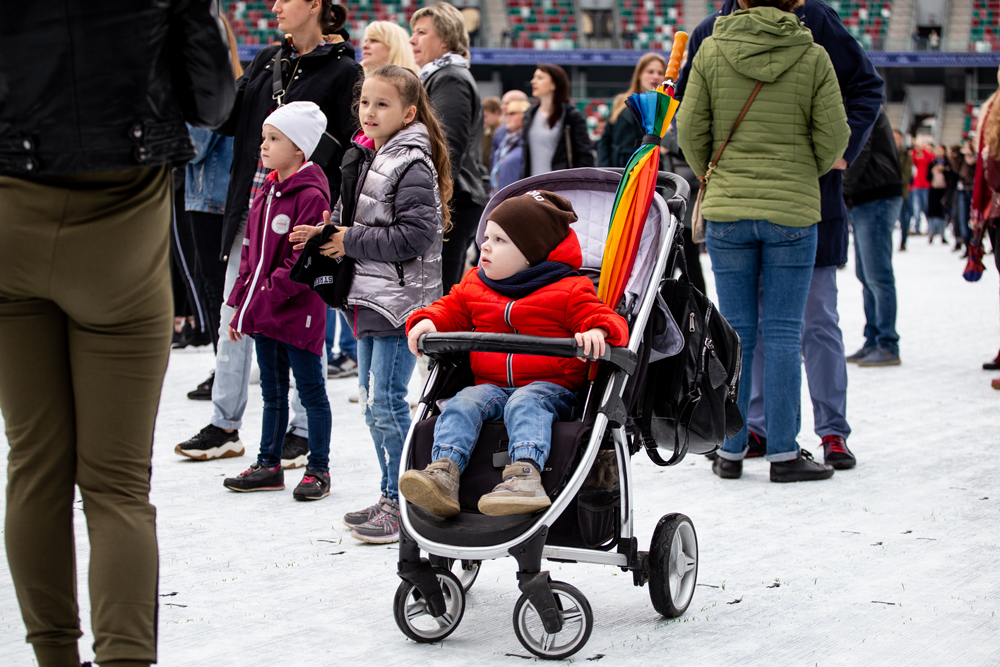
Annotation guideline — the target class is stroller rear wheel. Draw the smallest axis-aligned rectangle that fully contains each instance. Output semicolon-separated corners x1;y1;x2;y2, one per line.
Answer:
649;513;698;617
447;558;481;592
393;567;466;643
512;581;593;660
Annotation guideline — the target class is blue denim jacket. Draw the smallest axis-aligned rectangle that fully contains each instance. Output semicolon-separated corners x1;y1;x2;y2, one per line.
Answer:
185;125;233;214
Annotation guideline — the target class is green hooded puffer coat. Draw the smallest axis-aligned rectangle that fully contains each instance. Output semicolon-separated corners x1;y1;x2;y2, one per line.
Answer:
676;7;850;227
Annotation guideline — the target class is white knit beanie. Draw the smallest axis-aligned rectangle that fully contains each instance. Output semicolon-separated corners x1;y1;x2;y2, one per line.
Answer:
263;101;327;160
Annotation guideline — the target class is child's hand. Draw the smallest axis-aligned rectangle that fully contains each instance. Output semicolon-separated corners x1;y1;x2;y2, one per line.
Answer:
290;210;332;250
407;319;437;357
320;225;349;259
575;328;608;360
227;326;243;342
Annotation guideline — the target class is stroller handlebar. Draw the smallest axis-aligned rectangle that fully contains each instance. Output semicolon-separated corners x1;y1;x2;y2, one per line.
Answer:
417;332;637;375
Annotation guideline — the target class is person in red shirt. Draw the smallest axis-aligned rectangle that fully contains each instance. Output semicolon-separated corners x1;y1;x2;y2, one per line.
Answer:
402;191;628;517
910;140;935;235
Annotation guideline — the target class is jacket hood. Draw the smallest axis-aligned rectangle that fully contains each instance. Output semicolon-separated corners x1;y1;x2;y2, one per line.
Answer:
266;161;330;199
545;228;583;270
712;7;814;83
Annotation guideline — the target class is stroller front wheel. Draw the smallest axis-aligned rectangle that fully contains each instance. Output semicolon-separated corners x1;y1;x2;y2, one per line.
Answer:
393;567;466;643
649;513;698;617
513;581;593;660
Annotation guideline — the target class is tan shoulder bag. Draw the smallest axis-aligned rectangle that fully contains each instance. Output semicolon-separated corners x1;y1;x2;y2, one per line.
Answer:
691;80;764;243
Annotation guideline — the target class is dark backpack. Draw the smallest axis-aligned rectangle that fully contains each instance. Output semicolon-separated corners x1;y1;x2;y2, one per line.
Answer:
634;241;744;466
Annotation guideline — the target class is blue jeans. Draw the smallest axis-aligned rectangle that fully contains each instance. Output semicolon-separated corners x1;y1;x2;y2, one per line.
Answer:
211;217;309;433
747;265;851;442
255;334;331;472
433;382;578;472
851;197;901;354
909;188;928;234
326;309;357;362
705;219;817;462
898;196;912;248
927;215;946;238
956;188;972;244
357;335;416;500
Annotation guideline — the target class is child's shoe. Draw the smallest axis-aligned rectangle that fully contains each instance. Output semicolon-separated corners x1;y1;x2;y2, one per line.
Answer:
478;462;551;516
223;462;284;492
351;498;400;543
399;458;461;517
280;429;309;469
343;495;387;528
292;468;330;501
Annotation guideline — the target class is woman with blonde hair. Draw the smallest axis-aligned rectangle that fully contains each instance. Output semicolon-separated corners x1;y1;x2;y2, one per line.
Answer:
598;53;667;167
361;20;418;73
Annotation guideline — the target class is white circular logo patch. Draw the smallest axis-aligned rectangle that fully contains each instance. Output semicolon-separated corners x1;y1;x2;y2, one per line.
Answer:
271;214;290;235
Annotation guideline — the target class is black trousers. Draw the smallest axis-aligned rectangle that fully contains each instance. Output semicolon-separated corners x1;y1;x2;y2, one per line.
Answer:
187;210;227;351
441;198;485;296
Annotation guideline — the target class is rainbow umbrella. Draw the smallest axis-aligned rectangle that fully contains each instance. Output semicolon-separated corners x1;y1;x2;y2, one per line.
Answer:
597;31;688;313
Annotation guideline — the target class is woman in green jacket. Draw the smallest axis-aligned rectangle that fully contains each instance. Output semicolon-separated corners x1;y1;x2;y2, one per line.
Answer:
676;0;849;483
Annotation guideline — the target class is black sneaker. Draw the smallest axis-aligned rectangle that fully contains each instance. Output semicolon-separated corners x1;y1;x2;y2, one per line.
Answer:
172;321;210;349
343;495;387;528
846;346;874;363
746;431;766;458
186;372;214;401
280;430;309;469
770;450;835;483
292;468;330;501
712;456;742;479
174;424;244;460
223;462;284;492
328;353;358;379
821;435;856;470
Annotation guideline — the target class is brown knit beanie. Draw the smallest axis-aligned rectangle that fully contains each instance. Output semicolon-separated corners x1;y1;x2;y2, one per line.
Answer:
487;190;578;266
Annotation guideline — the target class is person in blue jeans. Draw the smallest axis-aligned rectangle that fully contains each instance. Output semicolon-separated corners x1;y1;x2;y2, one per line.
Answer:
844;109;903;369
677;0;851;483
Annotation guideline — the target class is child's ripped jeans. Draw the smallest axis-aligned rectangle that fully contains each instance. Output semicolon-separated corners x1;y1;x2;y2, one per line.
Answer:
432;382;578;472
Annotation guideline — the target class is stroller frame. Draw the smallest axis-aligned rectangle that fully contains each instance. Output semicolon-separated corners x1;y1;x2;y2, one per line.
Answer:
393;168;695;660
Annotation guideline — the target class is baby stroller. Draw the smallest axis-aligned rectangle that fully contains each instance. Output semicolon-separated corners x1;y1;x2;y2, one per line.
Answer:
394;167;696;659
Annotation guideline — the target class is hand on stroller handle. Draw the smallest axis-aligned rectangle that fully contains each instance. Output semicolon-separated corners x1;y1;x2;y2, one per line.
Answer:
416;332;638;375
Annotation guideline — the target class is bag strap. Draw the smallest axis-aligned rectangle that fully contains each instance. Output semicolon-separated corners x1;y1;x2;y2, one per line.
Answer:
703;80;763;178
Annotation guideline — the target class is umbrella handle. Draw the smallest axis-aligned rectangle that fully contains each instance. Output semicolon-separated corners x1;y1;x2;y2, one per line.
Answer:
664;31;689;84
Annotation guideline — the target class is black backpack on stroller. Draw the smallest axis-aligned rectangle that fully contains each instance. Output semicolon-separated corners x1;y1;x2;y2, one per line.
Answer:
631;237;744;466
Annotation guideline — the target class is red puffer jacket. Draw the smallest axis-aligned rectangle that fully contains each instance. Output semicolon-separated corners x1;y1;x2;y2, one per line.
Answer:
406;229;629;390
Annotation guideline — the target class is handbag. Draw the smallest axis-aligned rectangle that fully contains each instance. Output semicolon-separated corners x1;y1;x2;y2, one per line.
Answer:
635;237;744;466
691;80;764;243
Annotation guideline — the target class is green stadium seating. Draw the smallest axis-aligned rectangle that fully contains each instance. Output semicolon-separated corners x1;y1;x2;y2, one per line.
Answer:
506;0;579;50
970;1;999;51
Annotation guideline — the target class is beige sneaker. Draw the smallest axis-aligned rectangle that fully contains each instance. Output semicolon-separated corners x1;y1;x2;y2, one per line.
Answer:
478;462;551;516
399;458;461;517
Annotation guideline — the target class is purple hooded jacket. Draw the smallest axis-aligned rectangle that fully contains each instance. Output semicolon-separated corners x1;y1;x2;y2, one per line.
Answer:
227;162;330;356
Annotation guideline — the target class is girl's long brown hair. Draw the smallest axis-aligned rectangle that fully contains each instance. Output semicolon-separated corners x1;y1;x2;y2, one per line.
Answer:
609;52;666;123
367;65;454;231
535;64;570;129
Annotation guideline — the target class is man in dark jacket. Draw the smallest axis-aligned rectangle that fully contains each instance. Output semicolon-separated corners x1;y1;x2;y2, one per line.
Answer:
677;0;884;469
0;2;233;666
843;109;903;367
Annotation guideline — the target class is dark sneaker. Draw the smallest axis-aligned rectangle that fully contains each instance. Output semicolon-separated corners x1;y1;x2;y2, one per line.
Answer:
175;424;244;460
983;351;1000;370
328;353;358;379
478;462;551;516
770;450;834;483
292;468;330;501
399;458;461;517
857;348;901;367
351;498;400;544
821;434;856;470
712;456;742;479
846;346;875;363
343;495;387;529
187;372;214;400
280;430;309;469
223;462;284;492
746;431;766;458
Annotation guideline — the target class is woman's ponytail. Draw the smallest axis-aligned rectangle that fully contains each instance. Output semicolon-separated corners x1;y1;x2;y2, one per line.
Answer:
320;1;347;35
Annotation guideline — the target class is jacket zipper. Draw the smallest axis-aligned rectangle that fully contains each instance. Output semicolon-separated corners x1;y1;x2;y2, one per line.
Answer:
394;262;405;286
237;187;274;332
504;300;518;387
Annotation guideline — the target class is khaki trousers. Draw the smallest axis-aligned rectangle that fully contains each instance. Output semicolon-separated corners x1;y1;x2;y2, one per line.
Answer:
0;167;173;666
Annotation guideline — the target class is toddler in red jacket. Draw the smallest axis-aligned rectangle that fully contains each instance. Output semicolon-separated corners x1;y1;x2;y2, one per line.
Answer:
403;191;629;516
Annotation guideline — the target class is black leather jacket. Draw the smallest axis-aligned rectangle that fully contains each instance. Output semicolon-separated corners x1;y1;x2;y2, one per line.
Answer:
843;109;902;209
423;65;489;206
0;0;235;176
216;38;362;258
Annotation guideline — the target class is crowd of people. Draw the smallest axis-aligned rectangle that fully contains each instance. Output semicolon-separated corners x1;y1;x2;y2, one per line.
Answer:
4;0;1000;665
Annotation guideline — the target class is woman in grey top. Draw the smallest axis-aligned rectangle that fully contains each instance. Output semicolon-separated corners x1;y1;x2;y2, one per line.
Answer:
520;64;595;178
